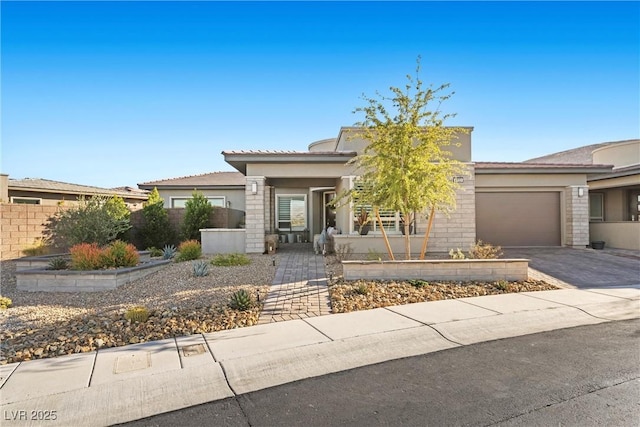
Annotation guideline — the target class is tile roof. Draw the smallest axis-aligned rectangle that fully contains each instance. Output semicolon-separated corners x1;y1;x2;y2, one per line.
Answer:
138;171;246;188
524;140;637;164
474;162;613;173
8;178;148;199
222;150;353;155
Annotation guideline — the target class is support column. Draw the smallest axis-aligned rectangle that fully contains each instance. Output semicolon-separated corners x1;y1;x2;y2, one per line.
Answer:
565;185;589;247
245;176;266;253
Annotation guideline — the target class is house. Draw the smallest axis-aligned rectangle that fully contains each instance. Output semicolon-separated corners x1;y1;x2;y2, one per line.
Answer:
141;129;635;254
0;174;148;209
137;171;246;210
218;127;612;254
527;139;640;250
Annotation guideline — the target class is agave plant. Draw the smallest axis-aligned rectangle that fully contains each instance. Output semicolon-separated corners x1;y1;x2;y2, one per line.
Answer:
162;244;177;260
48;257;69;270
229;289;253;311
192;260;209;277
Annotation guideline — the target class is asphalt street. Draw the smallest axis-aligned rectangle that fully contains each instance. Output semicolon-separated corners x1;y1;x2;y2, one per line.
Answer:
119;319;640;427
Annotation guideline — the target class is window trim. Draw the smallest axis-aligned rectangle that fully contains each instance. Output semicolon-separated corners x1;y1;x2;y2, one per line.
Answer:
349;177;401;234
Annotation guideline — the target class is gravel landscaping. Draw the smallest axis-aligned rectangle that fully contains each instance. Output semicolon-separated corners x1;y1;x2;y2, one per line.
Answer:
1;252;558;365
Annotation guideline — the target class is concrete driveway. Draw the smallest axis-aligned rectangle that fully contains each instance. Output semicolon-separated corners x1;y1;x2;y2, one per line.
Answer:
504;247;640;288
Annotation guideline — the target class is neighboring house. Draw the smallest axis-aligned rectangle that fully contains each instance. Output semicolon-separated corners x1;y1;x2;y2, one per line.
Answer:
138;171;246;210
0;174;148;209
527;139;640;250
219;127;611;254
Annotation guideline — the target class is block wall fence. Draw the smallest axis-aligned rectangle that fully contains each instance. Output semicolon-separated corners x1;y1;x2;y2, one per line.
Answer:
1;203;243;260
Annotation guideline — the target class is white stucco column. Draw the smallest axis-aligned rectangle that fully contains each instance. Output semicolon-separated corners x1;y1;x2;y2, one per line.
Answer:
245;176;266;253
565;185;590;247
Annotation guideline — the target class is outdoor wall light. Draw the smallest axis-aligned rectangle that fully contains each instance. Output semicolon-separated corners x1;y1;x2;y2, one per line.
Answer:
251;181;258;194
578;188;584;197
226;201;231;208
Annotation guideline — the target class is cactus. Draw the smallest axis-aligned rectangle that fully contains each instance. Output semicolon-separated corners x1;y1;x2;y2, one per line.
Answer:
228;289;253;311
48;257;69;270
124;306;150;323
162;244;177;260
192;260;210;277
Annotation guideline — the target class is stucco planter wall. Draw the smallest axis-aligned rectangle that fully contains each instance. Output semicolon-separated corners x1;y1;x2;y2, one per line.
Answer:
200;228;246;254
342;259;529;281
16;259;170;292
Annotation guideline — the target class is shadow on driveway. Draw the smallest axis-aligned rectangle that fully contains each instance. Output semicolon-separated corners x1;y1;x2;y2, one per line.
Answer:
503;247;640;288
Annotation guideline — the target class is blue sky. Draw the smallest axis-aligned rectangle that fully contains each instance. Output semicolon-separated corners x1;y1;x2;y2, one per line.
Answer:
2;1;638;189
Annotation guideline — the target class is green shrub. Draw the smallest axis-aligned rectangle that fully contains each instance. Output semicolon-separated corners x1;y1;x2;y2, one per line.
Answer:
468;240;503;259
192;260;210;277
48;257;69;270
124;306;150;323
211;253;251;267
100;240;139;268
176;240;202;262
181;190;213;241
354;283;370;295
70;243;103;270
366;248;382;261
147;247;163;258
0;296;13;310
45;195;131;249
138;188;176;249
495;280;510;291
449;248;466;259
408;279;430;288
229;289;254;311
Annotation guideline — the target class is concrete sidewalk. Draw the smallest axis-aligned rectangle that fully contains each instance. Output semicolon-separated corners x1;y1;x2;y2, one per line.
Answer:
1;287;638;426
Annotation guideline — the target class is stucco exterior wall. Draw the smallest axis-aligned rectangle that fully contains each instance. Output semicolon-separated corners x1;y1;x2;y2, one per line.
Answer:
592;140;640;168
590;222;640;250
155;188;245;210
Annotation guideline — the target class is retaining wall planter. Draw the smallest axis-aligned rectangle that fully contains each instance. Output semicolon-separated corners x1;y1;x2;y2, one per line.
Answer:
15;251;152;271
342;259;529;282
16;259;170;292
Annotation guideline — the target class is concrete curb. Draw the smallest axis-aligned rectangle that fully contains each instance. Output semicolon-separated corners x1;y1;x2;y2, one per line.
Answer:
1;288;639;426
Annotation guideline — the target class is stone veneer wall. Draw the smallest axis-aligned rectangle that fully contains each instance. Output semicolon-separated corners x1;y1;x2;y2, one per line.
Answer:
245;176;266;253
342;259;529;281
564;185;590;247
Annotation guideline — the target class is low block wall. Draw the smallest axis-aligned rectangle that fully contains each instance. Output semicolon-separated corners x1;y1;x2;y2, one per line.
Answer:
15;251;152;271
201;229;246;254
16;260;170;292
342;259;529;282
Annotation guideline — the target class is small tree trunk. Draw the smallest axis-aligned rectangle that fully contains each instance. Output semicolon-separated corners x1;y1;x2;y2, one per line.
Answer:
419;205;436;260
403;211;413;260
375;207;394;260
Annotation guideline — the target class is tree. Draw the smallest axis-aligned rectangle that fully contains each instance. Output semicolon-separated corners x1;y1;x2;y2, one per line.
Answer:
139;188;175;249
45;195;132;249
347;58;468;259
181;190;213;241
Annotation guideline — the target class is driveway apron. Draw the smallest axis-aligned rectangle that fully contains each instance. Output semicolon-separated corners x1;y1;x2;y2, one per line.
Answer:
504;247;640;288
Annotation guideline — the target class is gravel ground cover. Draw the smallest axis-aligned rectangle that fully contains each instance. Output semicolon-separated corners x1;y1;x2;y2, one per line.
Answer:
1;253;557;365
0;256;275;364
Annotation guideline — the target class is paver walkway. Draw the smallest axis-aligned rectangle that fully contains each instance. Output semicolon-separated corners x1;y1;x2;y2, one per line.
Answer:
258;243;332;324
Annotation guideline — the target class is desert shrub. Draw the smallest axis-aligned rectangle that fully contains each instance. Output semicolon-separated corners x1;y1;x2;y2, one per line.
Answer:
468;240;503;259
176;240;202;262
22;239;49;257
70;243;103;270
366;248;383;261
100;240;139;268
0;296;13;310
211;253;251;267
228;289;254;311
45;195;131;249
494;280;510;291
138;188;176;249
334;243;353;261
162;244;177;260
192;260;210;277
48;257;69;270
354;283;370;295
408;279;430;288
449;248;466;259
147;247;163;258
181;190;213;241
124;306;150;323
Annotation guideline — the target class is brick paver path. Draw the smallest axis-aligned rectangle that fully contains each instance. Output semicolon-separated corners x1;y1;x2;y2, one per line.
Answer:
258;243;332;324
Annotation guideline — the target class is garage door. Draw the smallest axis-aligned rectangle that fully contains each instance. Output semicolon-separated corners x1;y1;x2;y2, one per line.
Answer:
476;192;561;246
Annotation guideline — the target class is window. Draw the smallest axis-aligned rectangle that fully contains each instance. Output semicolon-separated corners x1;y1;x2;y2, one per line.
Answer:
10;197;41;205
171;196;225;208
276;195;306;231
589;193;604;221
351;179;400;233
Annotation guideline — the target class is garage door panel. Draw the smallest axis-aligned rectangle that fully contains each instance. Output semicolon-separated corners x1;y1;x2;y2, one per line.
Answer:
476;192;561;246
